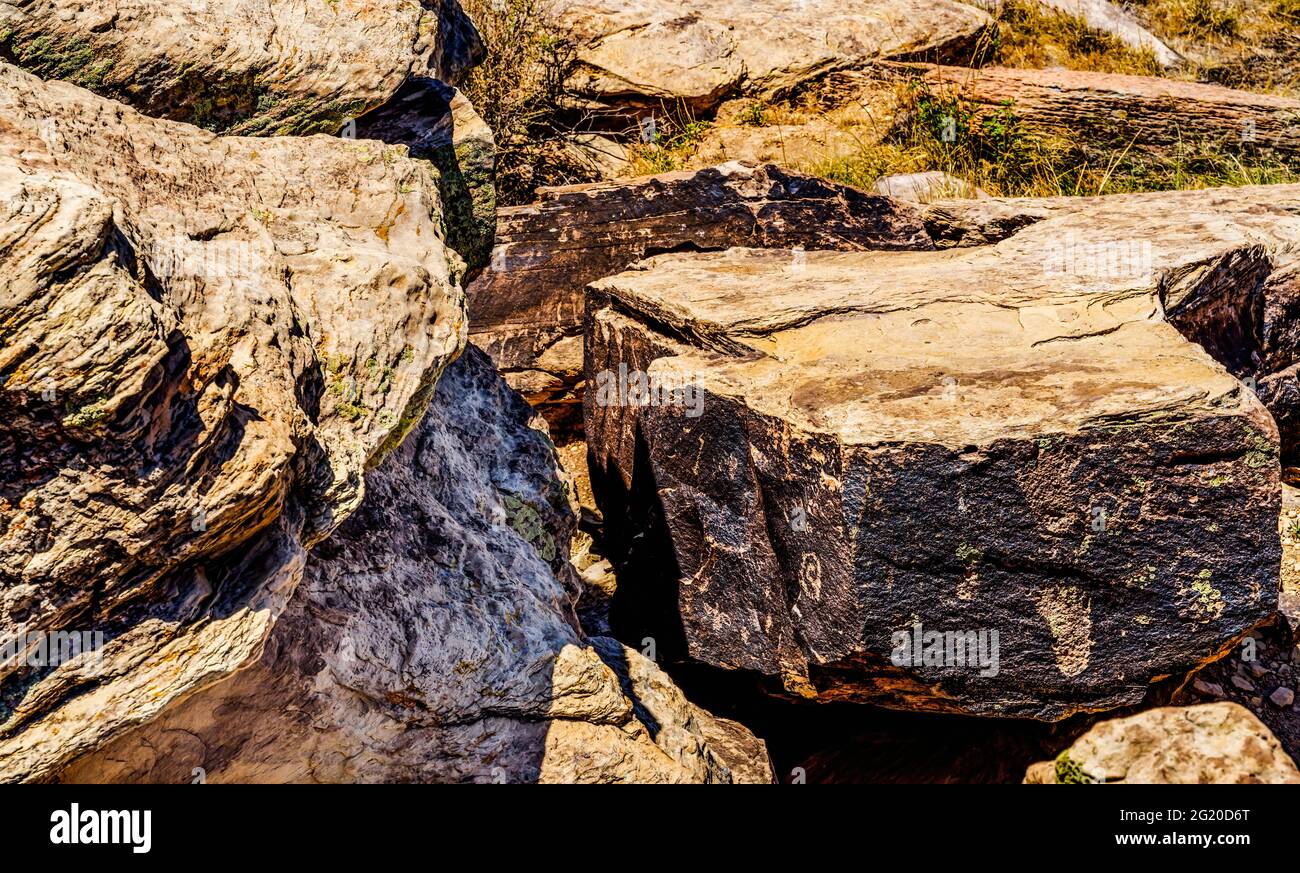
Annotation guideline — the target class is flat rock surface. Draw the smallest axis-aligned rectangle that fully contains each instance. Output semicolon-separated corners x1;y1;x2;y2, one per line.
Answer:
585;184;1300;719
558;0;990;110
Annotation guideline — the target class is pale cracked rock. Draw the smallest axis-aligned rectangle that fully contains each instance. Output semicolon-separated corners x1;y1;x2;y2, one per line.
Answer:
585;184;1300;719
0;0;484;134
557;0;991;111
1024;703;1300;783
49;347;771;784
0;64;465;780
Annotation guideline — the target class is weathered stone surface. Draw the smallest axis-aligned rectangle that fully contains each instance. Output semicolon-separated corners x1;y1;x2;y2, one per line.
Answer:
1024;702;1300;783
468;162;933;424
50;347;770;784
0;63;466;780
912;63;1300;163
923;185;1300;468
357;77;497;280
558;0;991;111
585;184;1300;720
0;0;484;134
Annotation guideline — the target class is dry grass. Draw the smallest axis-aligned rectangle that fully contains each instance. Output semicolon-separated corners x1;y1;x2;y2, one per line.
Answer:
809;76;1298;198
991;0;1164;75
457;0;594;204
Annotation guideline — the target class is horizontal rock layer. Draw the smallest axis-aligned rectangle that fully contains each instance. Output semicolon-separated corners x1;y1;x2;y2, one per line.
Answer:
557;0;990;111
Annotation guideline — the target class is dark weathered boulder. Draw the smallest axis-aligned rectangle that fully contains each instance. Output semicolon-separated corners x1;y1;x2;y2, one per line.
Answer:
49;348;771;784
468;162;933;428
585;184;1300;720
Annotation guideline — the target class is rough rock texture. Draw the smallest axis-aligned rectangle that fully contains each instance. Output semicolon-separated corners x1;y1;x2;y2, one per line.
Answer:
558;0;991;111
911;63;1300;163
357;77;497;280
585;184;1300;720
1024;702;1300;783
923;186;1300;467
0;0;484;134
0;63;466;780
468;162;933;427
50;347;771;784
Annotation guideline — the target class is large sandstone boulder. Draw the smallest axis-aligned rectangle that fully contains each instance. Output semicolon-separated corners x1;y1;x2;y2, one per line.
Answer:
0;0;483;134
0;63;466;779
585;184;1300;719
49;347;771;784
1024;702;1300;783
468;162;933;428
558;0;991;111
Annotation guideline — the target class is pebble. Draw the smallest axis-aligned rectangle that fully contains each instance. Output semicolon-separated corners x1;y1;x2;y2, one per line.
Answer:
1193;678;1225;698
1270;686;1296;707
1231;674;1255;692
1248;661;1270;679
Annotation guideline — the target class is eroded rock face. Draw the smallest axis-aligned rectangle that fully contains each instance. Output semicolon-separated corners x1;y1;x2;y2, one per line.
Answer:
357;77;497;280
557;0;991;111
468;162;933;428
0;0;484;134
51;347;771;784
585;184;1300;720
0;63;465;780
1024;702;1300;783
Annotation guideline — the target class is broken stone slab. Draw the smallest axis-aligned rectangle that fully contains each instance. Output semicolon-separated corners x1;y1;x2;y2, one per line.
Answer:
0;62;466;780
467;162;933;428
557;0;991;112
0;0;483;134
911;63;1300;163
1024;702;1300;783
921;184;1300;468
584;186;1300;720
48;347;771;784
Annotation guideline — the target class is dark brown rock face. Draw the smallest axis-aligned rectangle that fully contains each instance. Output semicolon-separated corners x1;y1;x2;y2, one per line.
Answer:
584;185;1300;721
46;347;771;783
467;162;934;429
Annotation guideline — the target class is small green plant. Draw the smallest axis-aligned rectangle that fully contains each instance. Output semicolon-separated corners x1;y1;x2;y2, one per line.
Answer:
738;101;769;127
627;104;712;174
1054;751;1097;784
